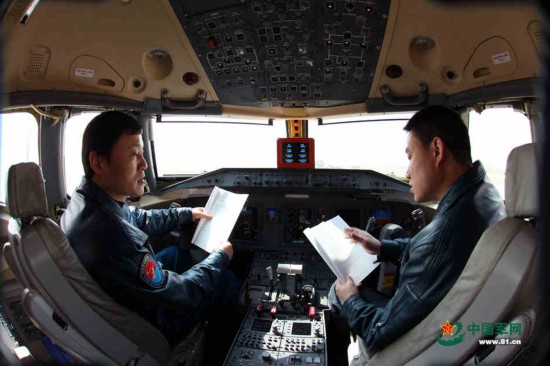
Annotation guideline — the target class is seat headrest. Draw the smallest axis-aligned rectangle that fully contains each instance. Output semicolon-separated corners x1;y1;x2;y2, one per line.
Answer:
505;143;538;217
7;162;49;219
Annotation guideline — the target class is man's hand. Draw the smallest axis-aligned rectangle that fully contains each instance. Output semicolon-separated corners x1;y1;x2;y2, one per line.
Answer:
219;241;234;261
192;207;213;222
344;227;382;255
335;276;359;302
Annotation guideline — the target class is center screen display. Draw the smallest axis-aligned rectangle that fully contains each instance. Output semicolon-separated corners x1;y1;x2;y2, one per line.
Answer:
230;206;259;242
251;319;273;332
277;138;315;168
291;322;312;336
284;208;312;244
283;142;310;164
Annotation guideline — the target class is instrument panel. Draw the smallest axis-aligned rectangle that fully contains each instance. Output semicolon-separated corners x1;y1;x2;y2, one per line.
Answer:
170;0;391;108
158;168;415;249
157;168;416;365
159;168;411;192
225;249;332;366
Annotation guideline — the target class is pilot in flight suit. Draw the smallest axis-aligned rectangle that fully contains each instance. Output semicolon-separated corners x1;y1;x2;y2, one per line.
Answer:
61;177;240;344
60;110;239;345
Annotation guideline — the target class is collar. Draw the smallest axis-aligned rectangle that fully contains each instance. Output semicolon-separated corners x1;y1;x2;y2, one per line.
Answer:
78;177;128;221
436;161;486;215
78;177;148;244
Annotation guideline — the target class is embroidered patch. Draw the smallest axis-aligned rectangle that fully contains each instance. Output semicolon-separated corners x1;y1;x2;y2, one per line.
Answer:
139;254;164;288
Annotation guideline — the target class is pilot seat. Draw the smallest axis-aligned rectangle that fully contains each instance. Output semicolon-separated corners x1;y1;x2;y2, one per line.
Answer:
3;162;205;365
347;142;540;365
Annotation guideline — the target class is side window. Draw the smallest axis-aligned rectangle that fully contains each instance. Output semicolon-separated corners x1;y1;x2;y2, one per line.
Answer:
63;112;99;196
0;112;39;202
468;107;532;198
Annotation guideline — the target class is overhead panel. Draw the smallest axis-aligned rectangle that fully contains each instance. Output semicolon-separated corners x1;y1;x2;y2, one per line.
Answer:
169;0;391;108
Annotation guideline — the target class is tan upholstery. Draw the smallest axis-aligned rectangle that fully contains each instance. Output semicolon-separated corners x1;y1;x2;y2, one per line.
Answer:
350;143;539;365
463;309;536;366
370;217;537;365
1;203;21;282
1;203;10;244
505;143;538;217
30;218;171;364
4;162;171;365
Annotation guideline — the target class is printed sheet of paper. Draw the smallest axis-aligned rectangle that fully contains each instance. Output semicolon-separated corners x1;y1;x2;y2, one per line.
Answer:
304;215;379;285
191;186;248;253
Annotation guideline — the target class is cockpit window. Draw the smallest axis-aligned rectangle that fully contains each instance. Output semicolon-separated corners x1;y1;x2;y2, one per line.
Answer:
469;107;532;197
153;116;286;176
0;112;39;202
310;114;412;179
153;114;413;179
63;112;100;196
65;108;532;199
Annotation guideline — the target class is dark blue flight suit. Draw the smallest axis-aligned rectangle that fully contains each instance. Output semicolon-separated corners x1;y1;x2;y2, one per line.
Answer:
61;177;239;344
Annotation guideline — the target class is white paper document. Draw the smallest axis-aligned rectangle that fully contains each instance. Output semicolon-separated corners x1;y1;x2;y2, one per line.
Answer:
191;186;249;253
303;215;379;285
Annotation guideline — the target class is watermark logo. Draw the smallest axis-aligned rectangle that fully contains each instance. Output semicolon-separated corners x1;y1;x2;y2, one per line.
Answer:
437;320;522;347
437;320;465;346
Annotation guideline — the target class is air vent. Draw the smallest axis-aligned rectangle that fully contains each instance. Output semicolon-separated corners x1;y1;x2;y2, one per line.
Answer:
143;49;173;80
23;46;50;79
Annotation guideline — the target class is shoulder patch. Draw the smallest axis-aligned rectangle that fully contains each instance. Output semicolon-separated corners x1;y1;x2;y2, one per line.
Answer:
139;253;164;288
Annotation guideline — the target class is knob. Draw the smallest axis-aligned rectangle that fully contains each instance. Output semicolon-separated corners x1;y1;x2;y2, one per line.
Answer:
262;351;271;362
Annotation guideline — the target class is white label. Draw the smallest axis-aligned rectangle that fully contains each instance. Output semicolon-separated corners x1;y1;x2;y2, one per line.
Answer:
74;68;95;78
492;51;512;65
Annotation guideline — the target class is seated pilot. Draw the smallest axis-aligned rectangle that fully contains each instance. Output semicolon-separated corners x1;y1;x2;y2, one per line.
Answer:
329;106;505;355
60;111;239;344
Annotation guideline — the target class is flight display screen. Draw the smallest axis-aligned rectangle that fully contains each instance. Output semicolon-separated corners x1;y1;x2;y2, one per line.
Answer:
283;142;310;163
284;208;312;244
291;322;312;335
230;206;259;242
277;138;315;168
251;319;273;332
266;208;278;222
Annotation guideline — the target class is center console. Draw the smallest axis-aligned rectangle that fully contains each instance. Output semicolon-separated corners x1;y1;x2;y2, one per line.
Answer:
224;249;333;365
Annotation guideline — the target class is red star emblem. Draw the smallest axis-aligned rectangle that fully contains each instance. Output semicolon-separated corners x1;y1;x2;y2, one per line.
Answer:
146;260;156;280
440;320;456;336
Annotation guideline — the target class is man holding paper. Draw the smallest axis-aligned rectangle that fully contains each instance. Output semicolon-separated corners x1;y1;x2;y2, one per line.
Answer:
329;106;505;355
303;215;380;287
61;111;239;344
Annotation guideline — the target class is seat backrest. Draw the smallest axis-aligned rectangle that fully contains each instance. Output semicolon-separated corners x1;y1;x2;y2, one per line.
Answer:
360;143;539;365
5;162;171;365
1;202;9;244
1;202;25;285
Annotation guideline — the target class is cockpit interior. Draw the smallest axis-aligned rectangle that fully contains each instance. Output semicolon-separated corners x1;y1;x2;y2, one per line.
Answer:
0;0;547;365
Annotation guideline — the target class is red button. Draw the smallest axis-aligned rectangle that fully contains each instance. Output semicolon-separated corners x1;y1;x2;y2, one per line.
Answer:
208;36;217;48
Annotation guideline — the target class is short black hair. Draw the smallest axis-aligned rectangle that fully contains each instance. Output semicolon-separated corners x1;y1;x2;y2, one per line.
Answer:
82;111;143;178
404;106;472;165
